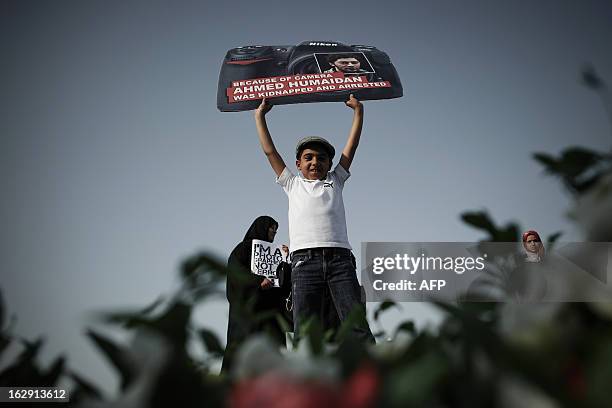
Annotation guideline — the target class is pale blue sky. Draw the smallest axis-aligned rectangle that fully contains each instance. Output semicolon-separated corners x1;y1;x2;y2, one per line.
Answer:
1;0;611;394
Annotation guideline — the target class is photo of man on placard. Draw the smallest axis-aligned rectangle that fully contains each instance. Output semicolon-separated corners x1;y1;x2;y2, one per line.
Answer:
317;52;375;75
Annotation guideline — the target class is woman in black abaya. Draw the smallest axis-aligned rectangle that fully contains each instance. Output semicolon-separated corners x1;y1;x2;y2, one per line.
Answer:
222;216;286;372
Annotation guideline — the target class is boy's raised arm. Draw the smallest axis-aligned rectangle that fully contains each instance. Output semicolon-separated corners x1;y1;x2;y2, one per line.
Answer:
339;94;364;172
254;98;286;177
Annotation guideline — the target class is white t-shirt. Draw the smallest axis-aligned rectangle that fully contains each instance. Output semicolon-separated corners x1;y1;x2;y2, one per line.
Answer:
277;164;351;252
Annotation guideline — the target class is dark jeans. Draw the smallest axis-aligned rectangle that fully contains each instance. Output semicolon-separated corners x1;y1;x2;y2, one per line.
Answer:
291;248;374;343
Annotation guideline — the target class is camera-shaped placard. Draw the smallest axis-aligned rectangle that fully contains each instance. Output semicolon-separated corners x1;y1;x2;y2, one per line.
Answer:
217;41;403;112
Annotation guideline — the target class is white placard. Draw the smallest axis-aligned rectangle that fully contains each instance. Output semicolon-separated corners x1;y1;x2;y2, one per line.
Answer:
251;239;287;288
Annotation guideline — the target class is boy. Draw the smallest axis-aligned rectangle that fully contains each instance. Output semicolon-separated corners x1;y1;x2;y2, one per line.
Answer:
254;94;374;343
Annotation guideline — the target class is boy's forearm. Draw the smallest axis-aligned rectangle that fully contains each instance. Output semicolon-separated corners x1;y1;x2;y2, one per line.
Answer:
255;111;286;176
255;113;276;155
348;105;364;146
340;105;363;170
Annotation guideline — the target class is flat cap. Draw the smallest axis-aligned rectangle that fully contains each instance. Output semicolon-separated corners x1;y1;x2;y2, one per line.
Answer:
295;136;335;159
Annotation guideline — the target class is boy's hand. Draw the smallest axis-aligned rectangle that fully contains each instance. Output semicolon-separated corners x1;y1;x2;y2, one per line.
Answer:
345;94;362;110
255;98;272;117
254;97;286;177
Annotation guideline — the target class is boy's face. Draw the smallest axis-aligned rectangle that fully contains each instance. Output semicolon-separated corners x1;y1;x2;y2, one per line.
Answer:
296;147;332;180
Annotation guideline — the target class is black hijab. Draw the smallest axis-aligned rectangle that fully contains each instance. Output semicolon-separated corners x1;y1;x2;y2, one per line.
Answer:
226;216;278;303
243;215;277;243
231;216;278;267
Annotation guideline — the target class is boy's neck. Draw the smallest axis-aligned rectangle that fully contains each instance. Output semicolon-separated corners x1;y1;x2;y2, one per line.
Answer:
301;172;329;181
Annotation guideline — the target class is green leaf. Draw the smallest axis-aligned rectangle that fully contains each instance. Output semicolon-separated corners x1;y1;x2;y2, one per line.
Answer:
546;231;562;244
275;313;293;335
300;316;324;355
372;330;386;339
138;296;165;315
199;329;224;356
394;321;416;337
384;351;448;407
335;304;369;344
179;253;228;302
461;211;519;242
461;211;497;235
581;65;605;90
0;337;44;386
181;252;227;281
148;301;191;347
86;329;136;390
560;148;602;177
333;336;368;376
69;371;104;401
534;147;607;194
0;336;10;358
0;289;10;356
546;231;563;252
0;289;4;331
101;301;192;347
18;337;44;362
41;356;65;386
97;310;153;328
585;342;612;404
533;153;558;171
433;302;502;357
96;296;164;329
374;300;400;321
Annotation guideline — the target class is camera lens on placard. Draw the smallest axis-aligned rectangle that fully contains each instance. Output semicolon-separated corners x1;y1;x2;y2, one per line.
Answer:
228;46;273;61
287;54;320;75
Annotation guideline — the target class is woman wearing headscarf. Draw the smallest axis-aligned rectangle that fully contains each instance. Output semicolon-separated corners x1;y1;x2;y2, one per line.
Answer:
222;216;286;372
522;230;545;263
